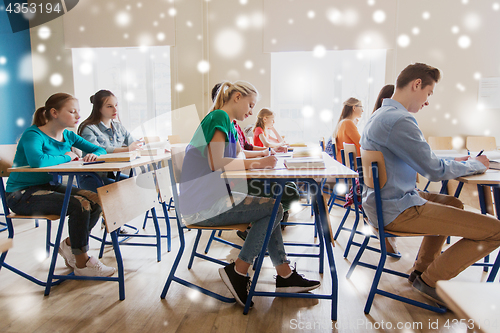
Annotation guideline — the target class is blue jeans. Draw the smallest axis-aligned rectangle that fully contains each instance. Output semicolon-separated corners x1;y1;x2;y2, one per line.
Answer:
184;192;288;266
78;172;129;193
6;184;102;255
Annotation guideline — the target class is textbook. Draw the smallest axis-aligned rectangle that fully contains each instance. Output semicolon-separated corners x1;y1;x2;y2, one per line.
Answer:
292;148;322;158
489;160;500;170
96;151;139;162
284;157;325;169
140;148;165;156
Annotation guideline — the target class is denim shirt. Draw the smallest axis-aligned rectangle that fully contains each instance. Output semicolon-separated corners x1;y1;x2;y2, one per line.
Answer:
79;121;135;155
360;99;486;226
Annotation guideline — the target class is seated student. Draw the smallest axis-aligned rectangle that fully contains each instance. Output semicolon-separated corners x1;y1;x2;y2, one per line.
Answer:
253;108;287;149
373;84;395;114
211;83;287;153
179;80;320;307
77;90;143;192
361;63;500;304
333;98;363;163
210;83;298;239
5;93;115;277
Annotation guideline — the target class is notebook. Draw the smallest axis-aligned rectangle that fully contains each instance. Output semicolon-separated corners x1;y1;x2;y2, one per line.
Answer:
284;157;325;169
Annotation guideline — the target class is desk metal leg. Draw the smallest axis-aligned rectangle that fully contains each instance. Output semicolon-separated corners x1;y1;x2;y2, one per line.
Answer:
487;187;500;282
244;180;284;315
477;185;491;272
314;188;338;321
110;230;125;300
45;174;74;296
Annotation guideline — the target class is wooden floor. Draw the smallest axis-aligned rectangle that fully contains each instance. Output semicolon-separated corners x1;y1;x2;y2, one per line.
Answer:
0;199;497;333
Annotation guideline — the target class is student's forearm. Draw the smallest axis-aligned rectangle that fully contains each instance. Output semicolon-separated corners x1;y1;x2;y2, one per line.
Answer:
243;150;267;158
211;156;266;171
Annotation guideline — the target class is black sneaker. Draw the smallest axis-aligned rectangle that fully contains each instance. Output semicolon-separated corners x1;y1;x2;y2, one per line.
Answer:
408;270;422;284
412;276;446;306
236;229;249;241
275;265;321;293
280;211;289;231
219;262;254;307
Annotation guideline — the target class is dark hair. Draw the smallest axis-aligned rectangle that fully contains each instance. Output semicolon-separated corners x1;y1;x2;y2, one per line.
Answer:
77;90;115;135
373;84;395;114
32;93;76;127
396;63;441;90
211;83;222;102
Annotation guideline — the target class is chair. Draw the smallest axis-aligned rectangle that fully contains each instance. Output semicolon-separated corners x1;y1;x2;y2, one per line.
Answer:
332;143;363;257
160;145;249;304
96;168;166;262
420;137;453;193
168;135;181;144
0;144;66;287
97;171;161;299
346;149;446;314
466;136;497;152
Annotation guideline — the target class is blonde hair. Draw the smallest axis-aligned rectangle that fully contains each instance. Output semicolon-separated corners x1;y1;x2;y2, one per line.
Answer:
332;97;361;139
210;80;259;112
254;108;274;133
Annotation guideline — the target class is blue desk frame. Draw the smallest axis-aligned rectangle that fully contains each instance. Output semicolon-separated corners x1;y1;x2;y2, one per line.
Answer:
242;177;338;321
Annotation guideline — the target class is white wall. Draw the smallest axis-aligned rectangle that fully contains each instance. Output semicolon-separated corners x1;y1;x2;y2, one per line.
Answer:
29;0;500;146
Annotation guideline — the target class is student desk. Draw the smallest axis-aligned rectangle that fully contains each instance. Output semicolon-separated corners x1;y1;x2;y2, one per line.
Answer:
456;170;500;282
222;152;358;320
7;153;171;299
436;281;500;333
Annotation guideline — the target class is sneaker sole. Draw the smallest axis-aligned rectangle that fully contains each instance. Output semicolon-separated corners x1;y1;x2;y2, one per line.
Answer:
218;267;247;307
74;268;116;277
276;283;321;293
412;280;446;306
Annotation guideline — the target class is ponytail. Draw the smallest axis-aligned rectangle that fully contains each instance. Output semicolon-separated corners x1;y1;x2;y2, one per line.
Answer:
210;80;259;112
32;93;76;127
254;108;273;133
33;107;48;127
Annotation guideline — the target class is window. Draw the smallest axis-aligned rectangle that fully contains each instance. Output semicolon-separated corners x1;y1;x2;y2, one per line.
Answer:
270;49;386;144
72;46;171;139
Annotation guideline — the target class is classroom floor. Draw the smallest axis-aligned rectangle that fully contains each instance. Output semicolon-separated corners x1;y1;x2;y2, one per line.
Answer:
0;197;497;333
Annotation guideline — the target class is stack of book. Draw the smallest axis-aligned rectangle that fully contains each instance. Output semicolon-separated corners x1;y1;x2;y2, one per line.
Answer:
284;157;325;169
292;148;322;158
96;151;139;162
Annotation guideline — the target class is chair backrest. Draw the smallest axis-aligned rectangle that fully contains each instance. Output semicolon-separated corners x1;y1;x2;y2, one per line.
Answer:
466;136;497;152
360;149;387;189
428;136;452;150
97;171;158;233
144;136;161;143
343;143;357;170
168;135;181;144
170;144;187;184
0;144;17;178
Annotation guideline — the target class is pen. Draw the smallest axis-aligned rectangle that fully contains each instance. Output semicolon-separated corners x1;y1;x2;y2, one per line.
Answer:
476;150;484;157
83;160;105;165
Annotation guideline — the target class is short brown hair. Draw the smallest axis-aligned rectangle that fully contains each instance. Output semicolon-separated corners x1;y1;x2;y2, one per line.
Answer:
396;63;441;90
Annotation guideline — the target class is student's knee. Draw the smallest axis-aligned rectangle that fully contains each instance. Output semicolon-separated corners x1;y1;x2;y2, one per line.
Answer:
446;196;464;209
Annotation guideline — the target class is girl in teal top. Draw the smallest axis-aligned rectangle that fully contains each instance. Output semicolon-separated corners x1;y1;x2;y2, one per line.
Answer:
5;93;115;277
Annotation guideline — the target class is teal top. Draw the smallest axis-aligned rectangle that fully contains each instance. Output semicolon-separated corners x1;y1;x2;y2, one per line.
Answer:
6;125;107;192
